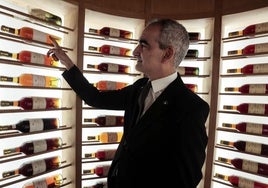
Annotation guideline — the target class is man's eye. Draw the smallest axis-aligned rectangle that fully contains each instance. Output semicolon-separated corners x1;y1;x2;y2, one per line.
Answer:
140;42;148;48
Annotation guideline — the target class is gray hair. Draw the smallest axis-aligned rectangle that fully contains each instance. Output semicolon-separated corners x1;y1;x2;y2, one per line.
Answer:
146;19;190;68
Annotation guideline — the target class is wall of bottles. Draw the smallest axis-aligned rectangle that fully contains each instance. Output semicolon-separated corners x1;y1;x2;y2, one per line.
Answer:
0;0;78;187
212;7;268;188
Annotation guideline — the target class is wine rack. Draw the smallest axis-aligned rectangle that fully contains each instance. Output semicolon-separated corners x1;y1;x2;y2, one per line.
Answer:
212;7;268;188
0;0;78;187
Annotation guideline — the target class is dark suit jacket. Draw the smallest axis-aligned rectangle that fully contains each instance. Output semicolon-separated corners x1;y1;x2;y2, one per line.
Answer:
63;66;209;188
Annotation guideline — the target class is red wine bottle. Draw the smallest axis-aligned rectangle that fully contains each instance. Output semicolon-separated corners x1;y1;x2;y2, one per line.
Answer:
223;103;268;115
84;115;124;126
23;174;64;188
227;63;268;74
225;84;268;94
220;140;268;156
228;22;268;37
218;157;268;175
88;45;131;56
89;27;132;39
228;42;268;56
2;156;61;178
186;49;199;58
87;63;130;73
85;149;117;160
3;137;63;155
222;122;268;135
0;118;59;132
83;165;110;176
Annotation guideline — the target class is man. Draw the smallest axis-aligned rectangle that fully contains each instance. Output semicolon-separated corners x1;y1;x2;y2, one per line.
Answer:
48;18;209;188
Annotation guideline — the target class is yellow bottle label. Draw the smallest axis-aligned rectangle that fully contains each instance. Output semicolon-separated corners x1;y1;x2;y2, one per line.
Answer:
256;22;268;33
255;43;268;53
242;160;258;173
246;123;263;134
245;142;262;154
238;177;254;188
248;103;265;114
253;64;268;73
249;84;266;93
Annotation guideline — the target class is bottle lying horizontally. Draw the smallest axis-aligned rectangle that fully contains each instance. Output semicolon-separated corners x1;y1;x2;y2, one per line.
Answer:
23;173;64;188
30;8;62;26
228;42;268;56
223;103;268;115
0;73;61;88
87;62;130;73
0;50;59;66
225;83;268;94
228;21;268;37
89;27;133;39
0;97;61;110
222;122;268;135
3;137;63;155
88;44;132;56
85;149;117;160
84;115;124;126
87;132;123;143
0;118;60;133
2;156;62;178
83;165;110;176
227;63;268;74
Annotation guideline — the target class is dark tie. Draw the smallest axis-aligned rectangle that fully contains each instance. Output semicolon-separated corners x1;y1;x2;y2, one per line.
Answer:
137;81;151;121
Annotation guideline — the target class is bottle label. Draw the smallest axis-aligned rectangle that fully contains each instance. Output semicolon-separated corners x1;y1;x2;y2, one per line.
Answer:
29;119;44;132
31;52;45;64
249;84;266;93
32;75;46;87
106;81;117;90
32;30;47;43
107;64;119;72
107;132;119;142
248;104;265;114
256;22;268;33
32;160;46;175
33;179;47;188
245;142;262;154
242;160;258;173
255;43;268;53
253;64;268;73
105;116;116;125
246;123;263;134
101;165;110;176
109;28;120;37
109;46;120;55
33;140;47;153
238;177;254;188
32;97;46;109
104;150;116;159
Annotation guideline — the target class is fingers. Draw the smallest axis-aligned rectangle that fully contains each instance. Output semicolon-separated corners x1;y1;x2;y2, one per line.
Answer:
49;35;60;48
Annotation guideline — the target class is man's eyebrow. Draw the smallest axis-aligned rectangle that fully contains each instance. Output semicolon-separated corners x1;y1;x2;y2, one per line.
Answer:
139;39;149;45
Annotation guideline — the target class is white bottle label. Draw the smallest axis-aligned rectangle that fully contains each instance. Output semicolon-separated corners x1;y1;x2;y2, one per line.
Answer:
32;30;47;43
109;46;120;55
242;160;258;173
245;142;262;154
32;97;46;109
32;160;46;175
30;52;45;64
32;75;46;87
29;119;44;132
238;177;254;188
106;81;117;90
249;84;266;93
248;103;265;114
255;43;268;53
253;64;268;73
256;22;268;33
246;123;263;134
109;28;120;37
107;64;119;72
33;140;47;153
105;116;116;125
33;179;47;188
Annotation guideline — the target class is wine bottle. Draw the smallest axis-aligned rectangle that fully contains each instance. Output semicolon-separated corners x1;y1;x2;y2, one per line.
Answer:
23;174;64;188
185;83;198;92
223;103;268;115
220;140;268;156
83;165;110;176
0;50;58;66
87;63;130;73
0;25;61;44
85;149;117;160
0;74;61;88
2;156;61;178
225;84;268;94
83;182;107;188
3;137;63;155
186;49;199;58
222;122;268;135
84;115;124;126
218;157;268;175
94;81;128;90
0;97;61;110
0;118;59;132
227;63;268;74
215;173;268;187
87;132;123;143
89;27;132;39
188;32;201;41
228;42;268;56
177;66;199;75
228;22;268;37
30;9;62;26
88;45;132;56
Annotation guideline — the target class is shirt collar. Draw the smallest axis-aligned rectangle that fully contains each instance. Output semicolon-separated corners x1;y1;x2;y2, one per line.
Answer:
150;72;177;93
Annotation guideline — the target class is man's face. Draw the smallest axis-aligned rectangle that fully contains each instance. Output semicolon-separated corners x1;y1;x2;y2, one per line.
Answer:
133;24;165;78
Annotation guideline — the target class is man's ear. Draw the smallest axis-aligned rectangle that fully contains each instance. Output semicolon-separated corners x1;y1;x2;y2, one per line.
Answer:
162;47;174;63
